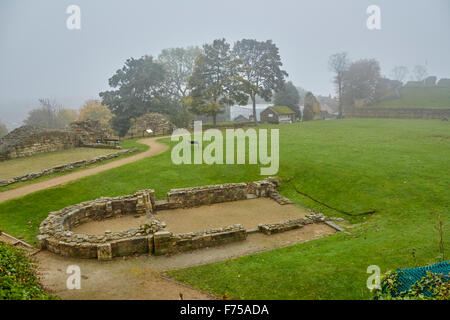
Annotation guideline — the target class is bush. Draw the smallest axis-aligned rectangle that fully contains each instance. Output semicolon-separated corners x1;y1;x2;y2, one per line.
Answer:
0;242;57;300
374;270;450;300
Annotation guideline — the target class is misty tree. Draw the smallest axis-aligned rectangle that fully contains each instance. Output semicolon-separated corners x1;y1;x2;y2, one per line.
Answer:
342;59;381;106
99;55;168;136
412;65;428;82
0;121;8;138
78;100;113;130
232;39;287;124
390;66;409;83
273;81;301;119
187;39;247;127
158;47;202;128
24;99;78;129
328;52;350;119
158;47;202;100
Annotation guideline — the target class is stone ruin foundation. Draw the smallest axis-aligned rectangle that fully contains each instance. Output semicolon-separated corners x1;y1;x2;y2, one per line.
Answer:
37;178;333;261
0;120;116;162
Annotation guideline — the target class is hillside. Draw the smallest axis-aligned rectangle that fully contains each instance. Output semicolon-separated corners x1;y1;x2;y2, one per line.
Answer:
372;86;450;109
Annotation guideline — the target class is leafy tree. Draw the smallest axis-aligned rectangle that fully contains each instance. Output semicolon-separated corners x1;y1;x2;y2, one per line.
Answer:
187;39;246;127
273;81;300;118
99;55;168;136
24;99;78;129
390;66;409;84
342;59;381;107
0;121;8;138
78;100;113;129
158;47;201;129
233;39;287;123
158;47;202;100
329;52;351;118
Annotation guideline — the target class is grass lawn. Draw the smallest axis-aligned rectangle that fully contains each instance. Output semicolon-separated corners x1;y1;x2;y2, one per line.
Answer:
0;139;148;192
0;147;119;179
0;119;448;299
372;86;450;109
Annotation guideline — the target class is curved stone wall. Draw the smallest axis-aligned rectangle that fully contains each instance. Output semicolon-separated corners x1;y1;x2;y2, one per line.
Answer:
37;179;330;260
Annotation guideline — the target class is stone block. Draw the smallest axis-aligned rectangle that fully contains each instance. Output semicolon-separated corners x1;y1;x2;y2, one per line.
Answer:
97;243;112;261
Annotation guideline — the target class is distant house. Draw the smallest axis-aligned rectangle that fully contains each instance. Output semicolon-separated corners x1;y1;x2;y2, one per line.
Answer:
260;106;296;124
233;115;249;122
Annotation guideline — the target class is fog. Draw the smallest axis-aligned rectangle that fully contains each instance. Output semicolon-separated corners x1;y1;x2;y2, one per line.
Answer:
1;0;449;129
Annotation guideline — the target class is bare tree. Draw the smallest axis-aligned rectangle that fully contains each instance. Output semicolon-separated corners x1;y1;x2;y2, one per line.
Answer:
390;66;409;83
24;99;78;128
412;65;427;81
0;121;8;138
329;52;350;118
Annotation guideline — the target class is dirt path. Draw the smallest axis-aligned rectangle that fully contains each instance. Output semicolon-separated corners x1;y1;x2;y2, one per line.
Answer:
0;136;169;203
36;224;335;300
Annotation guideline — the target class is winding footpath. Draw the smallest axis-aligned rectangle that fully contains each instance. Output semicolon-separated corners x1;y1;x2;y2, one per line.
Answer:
0;136;169;203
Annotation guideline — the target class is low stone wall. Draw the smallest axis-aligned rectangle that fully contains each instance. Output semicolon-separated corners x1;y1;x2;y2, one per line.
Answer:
36;190;158;259
0;148;139;187
258;218;312;235
167;183;248;208
37;179;336;260
153;225;247;255
345;107;450;120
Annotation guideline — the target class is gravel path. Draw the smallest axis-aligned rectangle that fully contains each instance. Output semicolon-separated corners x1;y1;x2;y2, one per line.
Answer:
35;224;335;300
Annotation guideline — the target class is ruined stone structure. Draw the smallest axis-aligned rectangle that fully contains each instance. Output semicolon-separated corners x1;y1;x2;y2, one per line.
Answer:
36;178;338;260
69;120;110;145
0;120;114;162
0;126;79;161
126;113;176;137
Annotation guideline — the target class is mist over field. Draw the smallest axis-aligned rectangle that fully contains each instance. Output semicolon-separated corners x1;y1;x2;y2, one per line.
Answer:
0;0;449;129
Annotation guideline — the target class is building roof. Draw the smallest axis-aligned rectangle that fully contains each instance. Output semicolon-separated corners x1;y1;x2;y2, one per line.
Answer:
268;106;296;115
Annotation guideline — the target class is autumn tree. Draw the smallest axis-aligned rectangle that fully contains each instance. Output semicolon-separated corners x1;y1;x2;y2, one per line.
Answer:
233;39;287;124
188;39;247;127
78;100;113;129
329;52;350;118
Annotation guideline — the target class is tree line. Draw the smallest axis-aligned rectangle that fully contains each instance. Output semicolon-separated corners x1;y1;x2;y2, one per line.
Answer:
100;38;288;136
329;52;430;118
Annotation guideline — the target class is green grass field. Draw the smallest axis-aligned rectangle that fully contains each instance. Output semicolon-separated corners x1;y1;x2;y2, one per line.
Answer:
0;119;448;299
373;86;450;109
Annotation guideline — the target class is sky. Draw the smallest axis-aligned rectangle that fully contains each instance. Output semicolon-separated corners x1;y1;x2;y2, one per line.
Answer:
1;0;449;128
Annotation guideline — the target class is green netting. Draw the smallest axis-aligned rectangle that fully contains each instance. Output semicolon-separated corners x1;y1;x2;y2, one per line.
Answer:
382;261;450;297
